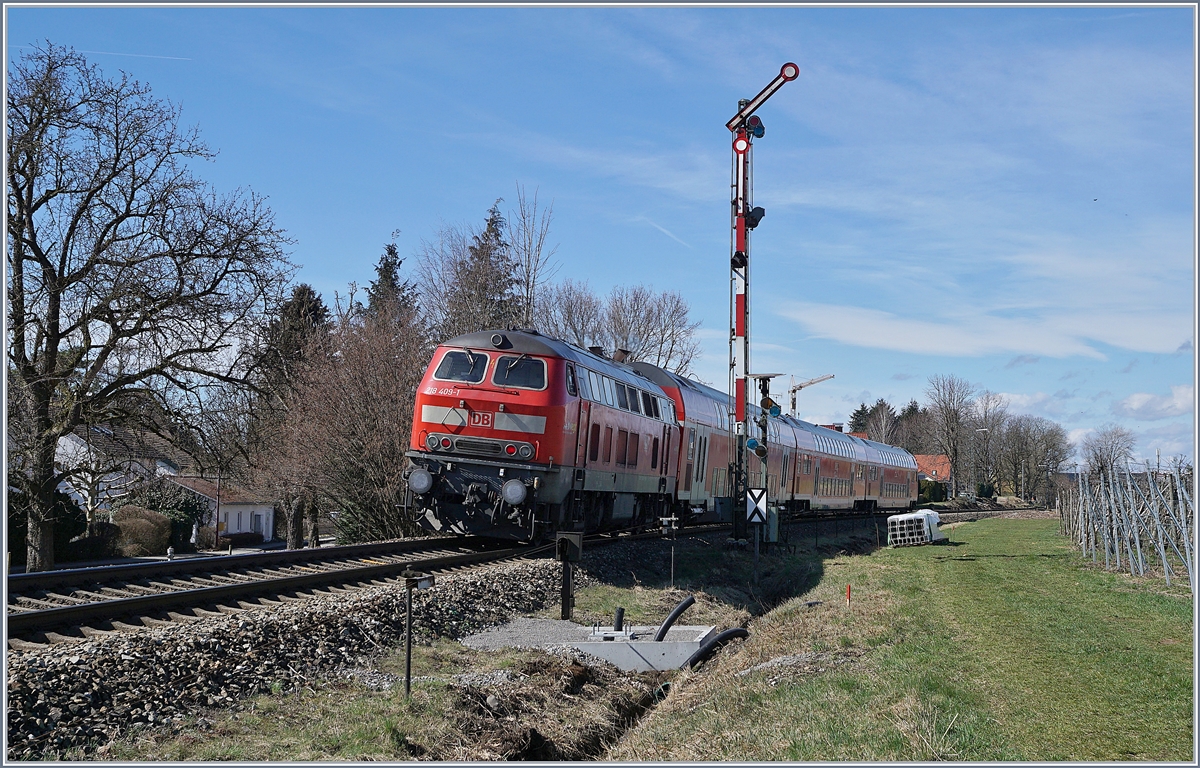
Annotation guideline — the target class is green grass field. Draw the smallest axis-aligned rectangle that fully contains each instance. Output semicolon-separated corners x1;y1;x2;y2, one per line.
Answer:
611;517;1194;761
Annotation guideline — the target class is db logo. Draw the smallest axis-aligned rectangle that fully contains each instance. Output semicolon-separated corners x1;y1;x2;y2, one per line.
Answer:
470;412;493;428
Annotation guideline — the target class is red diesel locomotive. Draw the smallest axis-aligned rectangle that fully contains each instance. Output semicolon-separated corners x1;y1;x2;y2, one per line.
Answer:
404;329;918;542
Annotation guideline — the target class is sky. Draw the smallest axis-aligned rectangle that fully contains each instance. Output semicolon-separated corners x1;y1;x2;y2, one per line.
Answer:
5;3;1196;465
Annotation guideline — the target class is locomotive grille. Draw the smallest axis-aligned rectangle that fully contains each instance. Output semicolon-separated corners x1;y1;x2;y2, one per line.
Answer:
454;438;503;456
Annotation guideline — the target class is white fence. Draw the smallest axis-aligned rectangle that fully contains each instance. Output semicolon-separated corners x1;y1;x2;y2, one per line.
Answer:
1058;464;1194;593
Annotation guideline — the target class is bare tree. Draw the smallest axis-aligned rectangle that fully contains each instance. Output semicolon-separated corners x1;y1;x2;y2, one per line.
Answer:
865;399;899;445
536;278;605;347
969;390;1009;492
508;184;559;327
1081;424;1137;478
998;415;1073;500
6;44;292;570
924;374;976;498
601;285;700;375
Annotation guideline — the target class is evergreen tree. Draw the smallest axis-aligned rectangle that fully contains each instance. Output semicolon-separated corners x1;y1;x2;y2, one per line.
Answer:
366;241;416;318
848;402;871;433
259;284;330;397
440;201;524;337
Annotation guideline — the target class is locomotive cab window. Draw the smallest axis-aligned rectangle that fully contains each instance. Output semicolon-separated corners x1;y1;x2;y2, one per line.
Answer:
492;355;546;390
433;350;489;383
565;364;578;396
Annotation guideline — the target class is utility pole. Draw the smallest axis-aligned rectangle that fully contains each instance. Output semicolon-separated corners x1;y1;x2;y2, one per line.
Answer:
728;62;799;542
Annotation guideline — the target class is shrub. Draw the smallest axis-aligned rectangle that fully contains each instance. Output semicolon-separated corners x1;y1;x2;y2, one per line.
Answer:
975;482;995;500
112;505;172;556
119;478;212;554
918;479;946;503
195;526;218;551
5;487;88;566
63;522;122;561
215;531;264;550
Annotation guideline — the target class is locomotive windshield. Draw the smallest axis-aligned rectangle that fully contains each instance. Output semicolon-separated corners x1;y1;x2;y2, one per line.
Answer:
493;355;546;390
434;349;488;383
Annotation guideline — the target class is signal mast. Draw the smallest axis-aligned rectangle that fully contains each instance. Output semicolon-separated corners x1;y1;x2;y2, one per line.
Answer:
727;62;799;542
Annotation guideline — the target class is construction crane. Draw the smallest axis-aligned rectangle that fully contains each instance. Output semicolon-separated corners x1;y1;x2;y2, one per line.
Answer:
789;374;834;417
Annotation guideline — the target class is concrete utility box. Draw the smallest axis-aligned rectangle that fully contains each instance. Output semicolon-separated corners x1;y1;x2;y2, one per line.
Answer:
887;509;946;547
572;625;717;672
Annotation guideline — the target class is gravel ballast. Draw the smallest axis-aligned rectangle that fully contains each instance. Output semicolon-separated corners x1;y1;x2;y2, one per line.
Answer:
5;558;565;760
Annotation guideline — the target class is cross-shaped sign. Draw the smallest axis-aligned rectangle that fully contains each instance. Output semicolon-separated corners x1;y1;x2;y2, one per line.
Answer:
746;488;767;524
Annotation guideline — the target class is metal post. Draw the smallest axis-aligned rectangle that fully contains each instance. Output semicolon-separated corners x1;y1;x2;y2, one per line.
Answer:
405;584;413;699
560;559;573;620
670;545;675;590
753;523;760;583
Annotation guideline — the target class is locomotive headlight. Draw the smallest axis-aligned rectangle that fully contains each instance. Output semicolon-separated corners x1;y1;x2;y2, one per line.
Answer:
518;445;533;459
426;434;439;450
501;478;528;506
408;468;434;495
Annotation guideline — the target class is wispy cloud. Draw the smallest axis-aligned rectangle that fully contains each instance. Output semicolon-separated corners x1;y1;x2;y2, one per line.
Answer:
78;49;191;61
632;216;691;248
1006;355;1040;369
1111;385;1194;420
891;372;915;380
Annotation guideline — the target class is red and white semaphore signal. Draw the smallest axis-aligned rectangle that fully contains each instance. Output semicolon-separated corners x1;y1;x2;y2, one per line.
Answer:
727;62;798;541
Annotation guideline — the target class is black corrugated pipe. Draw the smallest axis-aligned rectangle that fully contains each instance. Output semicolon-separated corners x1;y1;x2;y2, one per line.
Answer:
684;627;749;670
654;595;696;641
613;606;625;632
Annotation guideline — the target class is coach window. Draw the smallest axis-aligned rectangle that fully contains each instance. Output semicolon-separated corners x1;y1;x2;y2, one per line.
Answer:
616;430;629;466
493;355;546;389
642;391;656;418
589;424;601;462
433;350;488;383
687;428;695;461
615;383;629;410
603;377;617;407
565;365;578;396
629;433;640;467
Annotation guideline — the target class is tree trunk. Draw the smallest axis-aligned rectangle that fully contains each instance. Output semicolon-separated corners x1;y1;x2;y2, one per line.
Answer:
286;496;305;550
24;428;60;572
306;494;321;547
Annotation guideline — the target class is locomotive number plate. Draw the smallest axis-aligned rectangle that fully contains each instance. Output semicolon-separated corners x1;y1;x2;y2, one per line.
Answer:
470;411;493;428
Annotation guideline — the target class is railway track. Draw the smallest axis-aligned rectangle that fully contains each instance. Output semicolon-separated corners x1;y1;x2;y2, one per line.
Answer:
6;526;720;647
5;537;551;646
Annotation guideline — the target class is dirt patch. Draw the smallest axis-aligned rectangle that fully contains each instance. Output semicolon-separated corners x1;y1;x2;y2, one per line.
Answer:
429;652;666;760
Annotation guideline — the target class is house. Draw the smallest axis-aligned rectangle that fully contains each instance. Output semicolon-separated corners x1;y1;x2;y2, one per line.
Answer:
54;424;188;519
914;454;952;486
167;476;275;541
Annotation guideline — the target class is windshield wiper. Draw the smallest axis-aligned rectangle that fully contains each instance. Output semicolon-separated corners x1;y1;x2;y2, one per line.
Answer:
505;353;528;375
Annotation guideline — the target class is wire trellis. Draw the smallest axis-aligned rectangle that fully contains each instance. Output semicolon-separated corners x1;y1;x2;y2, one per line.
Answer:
1058;462;1195;593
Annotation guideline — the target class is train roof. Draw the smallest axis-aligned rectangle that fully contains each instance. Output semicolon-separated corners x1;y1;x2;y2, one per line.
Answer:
439;329;666;393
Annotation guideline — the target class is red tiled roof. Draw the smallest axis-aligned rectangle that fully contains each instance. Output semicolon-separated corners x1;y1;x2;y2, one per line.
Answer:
914;454;951;481
848;431;869;440
167;476;270;505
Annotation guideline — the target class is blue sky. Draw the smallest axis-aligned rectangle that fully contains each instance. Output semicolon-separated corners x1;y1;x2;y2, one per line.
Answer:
6;4;1196;463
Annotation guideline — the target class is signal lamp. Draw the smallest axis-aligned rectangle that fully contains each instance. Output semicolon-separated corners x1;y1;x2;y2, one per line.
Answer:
746;206;766;229
731;250;747;269
747;115;765;138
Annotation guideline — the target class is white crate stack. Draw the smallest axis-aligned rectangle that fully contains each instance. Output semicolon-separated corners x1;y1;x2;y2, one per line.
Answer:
887;510;946;547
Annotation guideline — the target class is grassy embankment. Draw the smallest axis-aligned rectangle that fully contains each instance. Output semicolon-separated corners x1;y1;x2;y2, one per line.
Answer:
97;517;1192;760
612;517;1194;761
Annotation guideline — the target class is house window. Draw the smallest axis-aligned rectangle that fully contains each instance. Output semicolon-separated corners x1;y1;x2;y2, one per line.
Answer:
237;511;243;532
252;514;263;534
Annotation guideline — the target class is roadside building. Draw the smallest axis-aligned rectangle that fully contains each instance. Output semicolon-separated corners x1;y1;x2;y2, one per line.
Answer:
914;454;952;494
166;476;275;541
